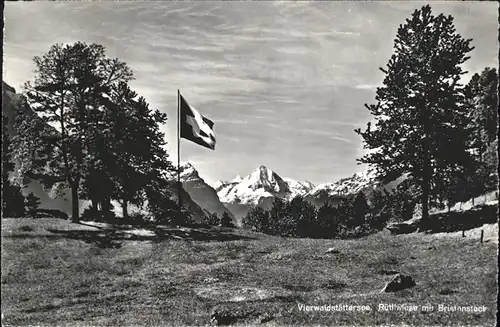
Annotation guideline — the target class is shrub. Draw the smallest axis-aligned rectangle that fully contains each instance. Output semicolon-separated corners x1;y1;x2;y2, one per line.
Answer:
81;206;116;222
220;212;235;228
314;202;340;238
243;206;270;232
203;213;220;226
24;192;41;217
126;212;151;226
145;186;192;226
274;214;298;237
2;181;25;217
37;209;69;219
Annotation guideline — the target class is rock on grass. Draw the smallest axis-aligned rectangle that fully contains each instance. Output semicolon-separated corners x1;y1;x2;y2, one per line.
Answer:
325;247;340;254
382;273;416;292
210;303;277;326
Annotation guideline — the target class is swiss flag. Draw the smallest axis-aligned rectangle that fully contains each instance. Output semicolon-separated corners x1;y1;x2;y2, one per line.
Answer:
179;93;216;150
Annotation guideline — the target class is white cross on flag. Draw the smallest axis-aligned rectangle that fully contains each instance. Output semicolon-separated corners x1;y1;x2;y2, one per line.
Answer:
179;93;216;150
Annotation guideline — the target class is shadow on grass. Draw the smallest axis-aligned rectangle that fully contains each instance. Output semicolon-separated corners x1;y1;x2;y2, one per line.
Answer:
5;224;256;249
419;204;498;234
22;293;130;314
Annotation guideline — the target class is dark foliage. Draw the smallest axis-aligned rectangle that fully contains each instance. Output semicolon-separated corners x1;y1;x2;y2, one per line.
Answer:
355;5;475;224
2;116;26;217
203;213;220;227
220;212;235;228
36;209;68;219
81;206;116;223
24;192;41;217
243;194;373;239
9;42;176;222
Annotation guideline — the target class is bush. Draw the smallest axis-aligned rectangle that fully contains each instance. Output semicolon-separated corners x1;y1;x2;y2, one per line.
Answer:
81;207;99;221
220;212;235;228
37;209;68;219
157;206;194;226
243;206;270;233
81;206;116;222
290;196;317;238
314;202;340;238
274;214;298;237
348;192;369;228
25;192;41;217
241;188;419;239
2;181;25;217
337;225;369;239
123;212;151;226
203;213;220;226
146;187;189;226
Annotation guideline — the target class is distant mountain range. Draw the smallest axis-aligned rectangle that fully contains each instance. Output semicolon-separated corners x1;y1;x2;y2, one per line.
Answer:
304;171;379;208
211;165;383;224
212;166;310;224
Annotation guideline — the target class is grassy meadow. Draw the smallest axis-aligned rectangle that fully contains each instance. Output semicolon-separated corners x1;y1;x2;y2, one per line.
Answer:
1;218;497;326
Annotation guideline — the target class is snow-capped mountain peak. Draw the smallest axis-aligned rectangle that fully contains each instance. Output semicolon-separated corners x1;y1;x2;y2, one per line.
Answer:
212;180;226;190
244;165;288;193
307;170;376;197
231;175;243;183
284;178;315;198
179;162;199;181
216;165;316;207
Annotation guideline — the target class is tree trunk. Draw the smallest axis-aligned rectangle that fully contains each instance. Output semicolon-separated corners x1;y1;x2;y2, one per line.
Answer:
71;183;79;223
102;198;112;218
421;144;431;227
90;196;98;211
420;107;432;229
122;198;129;220
421;180;429;225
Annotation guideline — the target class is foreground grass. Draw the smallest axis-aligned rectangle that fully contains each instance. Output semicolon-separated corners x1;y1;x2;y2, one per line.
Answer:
1;218;497;326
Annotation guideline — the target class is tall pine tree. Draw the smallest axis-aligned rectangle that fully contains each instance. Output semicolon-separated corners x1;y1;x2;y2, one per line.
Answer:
355;5;474;225
464;68;498;194
12;42;133;222
102;82;174;219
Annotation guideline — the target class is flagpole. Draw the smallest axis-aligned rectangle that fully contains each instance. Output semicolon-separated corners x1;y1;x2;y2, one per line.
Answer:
177;89;182;211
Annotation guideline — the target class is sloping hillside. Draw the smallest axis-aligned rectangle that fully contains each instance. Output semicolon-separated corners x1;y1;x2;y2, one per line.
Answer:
180;163;235;223
1;218;497;326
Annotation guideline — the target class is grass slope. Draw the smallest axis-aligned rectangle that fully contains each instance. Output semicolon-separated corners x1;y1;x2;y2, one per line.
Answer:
1;218;498;326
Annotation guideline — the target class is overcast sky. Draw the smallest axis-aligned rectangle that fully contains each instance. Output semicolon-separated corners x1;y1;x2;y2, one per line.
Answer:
3;1;497;186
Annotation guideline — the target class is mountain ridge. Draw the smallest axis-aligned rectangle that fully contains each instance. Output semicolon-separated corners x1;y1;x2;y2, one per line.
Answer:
179;163;236;224
215;165;316;205
212;164;388;223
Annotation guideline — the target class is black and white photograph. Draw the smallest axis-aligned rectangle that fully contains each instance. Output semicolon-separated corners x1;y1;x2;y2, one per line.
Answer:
1;1;498;326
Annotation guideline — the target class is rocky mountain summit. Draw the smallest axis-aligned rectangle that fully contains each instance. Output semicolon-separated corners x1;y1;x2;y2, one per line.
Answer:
180;163;236;223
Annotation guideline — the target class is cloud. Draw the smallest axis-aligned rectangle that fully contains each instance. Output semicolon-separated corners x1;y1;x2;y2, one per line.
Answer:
3;1;497;185
355;84;381;90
